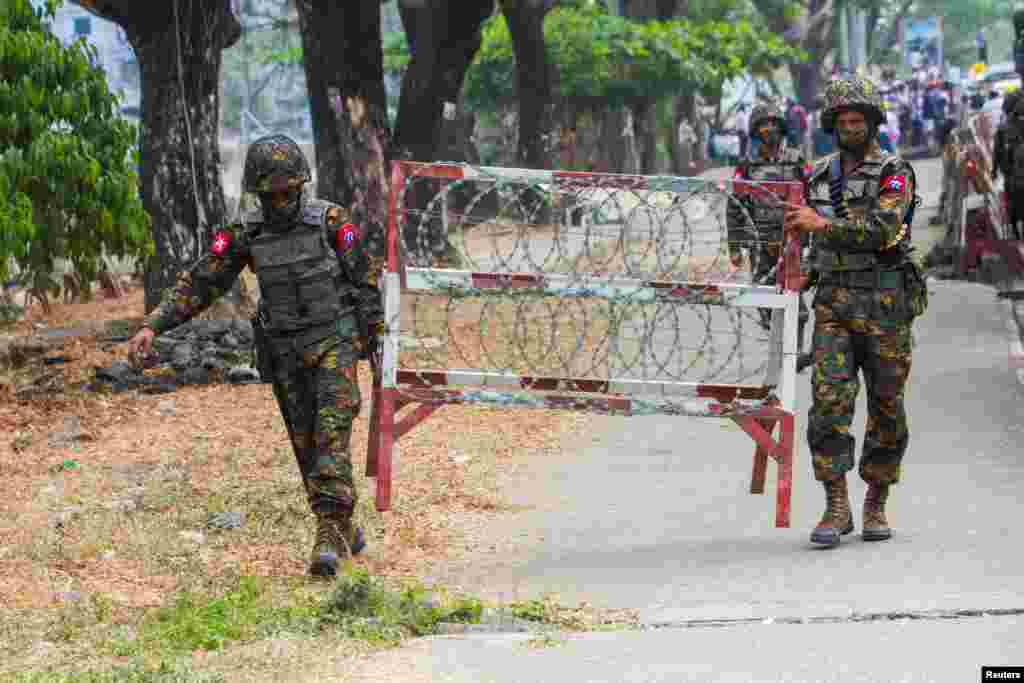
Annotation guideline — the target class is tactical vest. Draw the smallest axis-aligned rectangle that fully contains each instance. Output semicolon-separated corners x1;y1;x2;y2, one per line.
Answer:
807;153;906;272
248;199;347;335
739;147;804;229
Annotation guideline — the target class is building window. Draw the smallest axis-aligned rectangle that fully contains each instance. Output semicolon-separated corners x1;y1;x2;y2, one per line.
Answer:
74;17;91;36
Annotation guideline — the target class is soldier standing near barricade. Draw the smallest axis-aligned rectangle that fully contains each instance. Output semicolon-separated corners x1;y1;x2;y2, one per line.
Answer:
784;77;928;548
992;92;1024;241
126;135;383;577
726;103;810;355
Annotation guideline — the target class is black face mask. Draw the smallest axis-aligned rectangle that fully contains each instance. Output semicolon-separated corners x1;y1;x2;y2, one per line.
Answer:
259;192;302;227
759;130;783;148
836;124;876;156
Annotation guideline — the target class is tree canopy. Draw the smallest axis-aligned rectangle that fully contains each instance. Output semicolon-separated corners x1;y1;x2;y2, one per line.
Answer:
382;2;802;112
0;0;151;300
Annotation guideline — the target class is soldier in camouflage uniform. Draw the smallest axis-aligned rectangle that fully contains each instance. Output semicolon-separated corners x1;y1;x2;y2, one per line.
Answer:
726;103;810;350
785;78;928;547
127;135;384;577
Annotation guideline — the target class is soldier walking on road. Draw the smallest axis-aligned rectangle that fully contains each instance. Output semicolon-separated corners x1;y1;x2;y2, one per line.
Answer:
992;92;1024;241
127;135;384;577
784;78;929;548
726;103;810;352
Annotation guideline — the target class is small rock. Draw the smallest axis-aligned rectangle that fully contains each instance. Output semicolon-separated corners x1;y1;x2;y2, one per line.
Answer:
95;361;140;385
41;484;59;496
201;355;228;372
48;415;83;448
102;499;137;513
226;366;261;384
29;641;57;659
171;344;197;371
179;366;210;385
179;530;206;544
220;333;240;348
99;550;117;561
156;399;176;416
207;511;245;530
55;590;84;604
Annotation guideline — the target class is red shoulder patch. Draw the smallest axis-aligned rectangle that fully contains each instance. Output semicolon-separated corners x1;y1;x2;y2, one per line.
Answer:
210;229;232;256
336;223;359;252
880;175;908;194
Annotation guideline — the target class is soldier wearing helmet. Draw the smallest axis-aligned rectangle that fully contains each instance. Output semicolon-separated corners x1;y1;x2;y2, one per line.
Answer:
785;77;926;549
127;134;383;577
726;102;809;347
993;92;1024;240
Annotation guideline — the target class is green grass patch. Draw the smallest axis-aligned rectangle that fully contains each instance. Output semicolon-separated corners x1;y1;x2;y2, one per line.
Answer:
7;661;224;683
317;567;483;644
114;576;318;658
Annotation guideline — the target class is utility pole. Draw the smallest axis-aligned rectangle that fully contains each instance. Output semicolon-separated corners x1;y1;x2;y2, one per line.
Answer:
838;0;850;75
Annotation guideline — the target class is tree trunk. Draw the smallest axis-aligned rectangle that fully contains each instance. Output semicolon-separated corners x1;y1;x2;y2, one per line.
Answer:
500;0;555;170
667;94;697;175
392;0;493;264
77;1;241;314
631;99;659;174
597;107;640;174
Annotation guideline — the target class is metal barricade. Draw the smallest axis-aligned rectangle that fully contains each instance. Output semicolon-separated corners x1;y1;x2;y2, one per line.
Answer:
365;161;804;527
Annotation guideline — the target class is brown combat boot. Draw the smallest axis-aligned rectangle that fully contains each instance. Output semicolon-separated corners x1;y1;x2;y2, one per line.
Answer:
809;476;854;547
309;513;366;578
862;483;892;541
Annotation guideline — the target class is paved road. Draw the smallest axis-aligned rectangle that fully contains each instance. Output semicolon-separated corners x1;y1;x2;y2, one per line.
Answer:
348;157;1024;682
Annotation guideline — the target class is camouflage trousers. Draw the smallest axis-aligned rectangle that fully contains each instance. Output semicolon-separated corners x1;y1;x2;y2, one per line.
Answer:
268;322;361;516
807;287;913;485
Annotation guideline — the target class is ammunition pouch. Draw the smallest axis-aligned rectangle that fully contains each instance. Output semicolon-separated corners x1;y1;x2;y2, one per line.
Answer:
251;311;274;382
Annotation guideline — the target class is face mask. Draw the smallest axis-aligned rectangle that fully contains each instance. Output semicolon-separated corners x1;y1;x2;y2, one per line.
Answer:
259;190;302;226
759;128;783;147
837;126;869;153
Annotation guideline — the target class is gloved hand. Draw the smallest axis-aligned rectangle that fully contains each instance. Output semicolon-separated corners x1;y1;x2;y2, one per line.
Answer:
358;319;385;361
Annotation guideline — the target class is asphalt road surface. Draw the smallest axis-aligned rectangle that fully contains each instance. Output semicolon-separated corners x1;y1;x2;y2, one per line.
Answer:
346;156;1024;683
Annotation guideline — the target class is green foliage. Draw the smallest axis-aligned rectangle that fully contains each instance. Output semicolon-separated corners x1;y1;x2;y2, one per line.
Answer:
0;0;152;297
128;576;317;656
459;4;802;111
10;662;225;683
318;567;483;644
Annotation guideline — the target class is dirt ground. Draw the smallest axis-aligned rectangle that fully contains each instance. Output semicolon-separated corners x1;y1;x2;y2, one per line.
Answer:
0;286;606;679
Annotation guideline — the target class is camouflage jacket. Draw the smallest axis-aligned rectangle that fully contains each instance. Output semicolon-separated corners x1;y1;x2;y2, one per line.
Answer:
727;144;807;237
143;203;384;339
805;144;914;272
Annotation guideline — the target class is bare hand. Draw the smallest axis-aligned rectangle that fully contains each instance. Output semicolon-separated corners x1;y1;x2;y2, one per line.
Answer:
785;207;829;234
126;326;155;363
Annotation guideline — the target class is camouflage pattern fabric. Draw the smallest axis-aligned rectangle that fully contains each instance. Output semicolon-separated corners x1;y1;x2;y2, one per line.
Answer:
804;142;916;485
820;77;885;134
142;200;381;516
243;134;312;193
748;103;786;137
269;315;362;514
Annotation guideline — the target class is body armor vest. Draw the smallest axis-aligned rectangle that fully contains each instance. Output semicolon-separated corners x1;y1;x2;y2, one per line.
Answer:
807;152;904;272
739;147;804;229
249;199;348;334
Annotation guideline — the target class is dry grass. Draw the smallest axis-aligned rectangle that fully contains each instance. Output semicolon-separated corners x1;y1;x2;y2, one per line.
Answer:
0;287;619;679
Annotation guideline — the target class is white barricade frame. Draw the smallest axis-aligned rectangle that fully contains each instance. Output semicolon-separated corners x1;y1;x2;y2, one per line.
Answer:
365;161;804;527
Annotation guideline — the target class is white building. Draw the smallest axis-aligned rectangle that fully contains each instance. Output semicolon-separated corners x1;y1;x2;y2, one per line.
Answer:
32;0;141;119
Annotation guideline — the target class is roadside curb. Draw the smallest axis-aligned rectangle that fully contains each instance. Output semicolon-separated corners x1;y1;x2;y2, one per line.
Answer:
998;296;1024;389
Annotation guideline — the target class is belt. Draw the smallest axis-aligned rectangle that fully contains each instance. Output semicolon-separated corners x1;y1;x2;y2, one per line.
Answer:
819;268;904;290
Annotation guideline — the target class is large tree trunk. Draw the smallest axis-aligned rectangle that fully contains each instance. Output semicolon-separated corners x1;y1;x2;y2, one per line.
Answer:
392;0;494;264
758;0;834;107
500;0;555;170
77;1;241;314
667;93;697;175
294;0;390;265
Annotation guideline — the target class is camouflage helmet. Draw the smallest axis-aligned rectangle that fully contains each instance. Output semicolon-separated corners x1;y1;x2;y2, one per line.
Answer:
749;103;786;137
820;77;885;134
242;134;311;194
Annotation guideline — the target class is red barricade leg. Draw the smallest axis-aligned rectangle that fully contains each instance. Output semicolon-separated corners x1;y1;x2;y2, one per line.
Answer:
365;371;382;478
774;414;795;528
375;388;397;511
750;418;776;495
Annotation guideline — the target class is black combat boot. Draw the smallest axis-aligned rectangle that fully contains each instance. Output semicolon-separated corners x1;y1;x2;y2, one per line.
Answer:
309;512;366;578
810;476;854;547
862;483;892;541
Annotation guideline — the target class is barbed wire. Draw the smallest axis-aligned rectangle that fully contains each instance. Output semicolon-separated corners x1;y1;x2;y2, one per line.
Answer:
387;166;801;401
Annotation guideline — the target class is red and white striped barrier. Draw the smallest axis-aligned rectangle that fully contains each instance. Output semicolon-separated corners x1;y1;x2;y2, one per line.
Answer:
364;161;805;527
